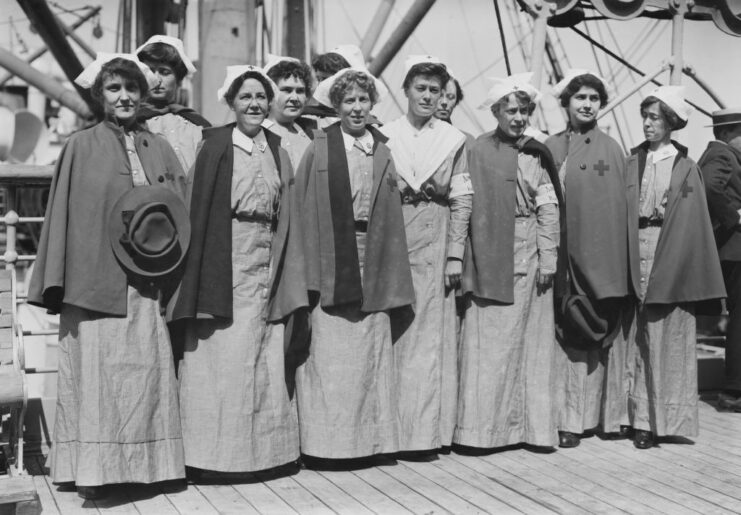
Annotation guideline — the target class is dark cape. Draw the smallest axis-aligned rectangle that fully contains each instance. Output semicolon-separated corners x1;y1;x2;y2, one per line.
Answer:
546;125;633;300
462;129;563;303
171;124;292;321
627;141;725;307
28;121;186;315
137;102;211;128
268;122;414;321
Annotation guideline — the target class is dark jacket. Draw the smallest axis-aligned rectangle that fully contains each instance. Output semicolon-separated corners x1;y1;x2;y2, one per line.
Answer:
462;129;562;303
545;125;632;300
628;141;725;306
699;140;741;261
171;124;292;321
28;121;187;315
268;122;414;321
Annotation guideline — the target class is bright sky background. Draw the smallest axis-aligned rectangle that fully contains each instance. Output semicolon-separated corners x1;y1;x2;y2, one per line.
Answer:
1;0;740;158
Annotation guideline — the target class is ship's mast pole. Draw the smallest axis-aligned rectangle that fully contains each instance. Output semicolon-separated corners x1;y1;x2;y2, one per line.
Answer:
526;0;555;89
670;0;687;85
361;0;395;61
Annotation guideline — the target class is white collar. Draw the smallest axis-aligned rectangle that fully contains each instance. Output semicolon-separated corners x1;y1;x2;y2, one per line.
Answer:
404;115;437;133
342;128;374;153
647;144;678;163
232;127;267;153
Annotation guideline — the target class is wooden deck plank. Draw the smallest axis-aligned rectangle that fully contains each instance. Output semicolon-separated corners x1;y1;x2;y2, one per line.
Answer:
656;441;741;491
532;444;689;515
291;469;374;515
482;451;628;514
515;447;667;514
194;483;260;515
352;465;449;514
445;453;589;515
381;459;487;514
160;480;219;514
436;454;557;514
31;475;60;515
231;481;299;515
579;438;734;514
125;483;180;515
263;475;334;515
47;483;101;514
609;442;741;511
556;442;699;515
398;458;520;514
316;469;412;515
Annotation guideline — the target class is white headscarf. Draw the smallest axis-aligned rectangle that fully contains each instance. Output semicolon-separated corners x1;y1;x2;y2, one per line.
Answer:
75;52;157;90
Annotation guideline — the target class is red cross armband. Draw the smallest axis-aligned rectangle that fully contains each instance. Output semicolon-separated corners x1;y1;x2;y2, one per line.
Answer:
535;183;558;207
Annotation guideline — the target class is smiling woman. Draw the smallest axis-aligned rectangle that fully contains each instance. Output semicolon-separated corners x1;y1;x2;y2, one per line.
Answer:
172;65;299;476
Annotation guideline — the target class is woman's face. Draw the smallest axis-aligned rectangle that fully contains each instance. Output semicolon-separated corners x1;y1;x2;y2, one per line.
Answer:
231;78;270;135
435;80;458;120
567;85;601;129
338;84;372;137
493;93;529;138
272;75;307;124
102;73;141;125
405;75;443;120
641;102;671;144
145;62;179;105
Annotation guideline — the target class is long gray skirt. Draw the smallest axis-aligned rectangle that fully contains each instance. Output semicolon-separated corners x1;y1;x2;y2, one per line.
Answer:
49;285;184;486
178;219;299;472
455;219;557;448
394;201;457;451
295;232;399;458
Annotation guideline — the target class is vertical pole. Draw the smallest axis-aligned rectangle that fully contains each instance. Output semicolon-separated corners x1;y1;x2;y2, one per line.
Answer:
529;1;553;89
284;0;306;58
4;187;18;270
670;0;686;85
122;0;132;53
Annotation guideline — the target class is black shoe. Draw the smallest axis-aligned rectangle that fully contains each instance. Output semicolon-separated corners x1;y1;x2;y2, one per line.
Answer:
558;431;580;448
619;425;633;437
633;429;654;449
77;486;104;500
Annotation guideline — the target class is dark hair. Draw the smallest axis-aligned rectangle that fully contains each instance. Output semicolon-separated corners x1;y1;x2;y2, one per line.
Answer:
328;70;379;109
640;95;687;131
490;90;536;116
559;73;608;108
266;60;313;94
312;52;351;77
137;41;188;82
224;71;275;106
90;57;148;116
448;78;464;103
402;63;449;91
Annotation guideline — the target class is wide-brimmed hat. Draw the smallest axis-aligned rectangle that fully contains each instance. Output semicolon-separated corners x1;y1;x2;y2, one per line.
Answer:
706;108;741;128
559;294;622;348
135;35;197;78
108;185;190;278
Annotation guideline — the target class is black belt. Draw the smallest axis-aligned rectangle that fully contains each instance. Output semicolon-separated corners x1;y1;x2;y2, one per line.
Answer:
400;189;430;205
638;217;663;229
355;220;368;233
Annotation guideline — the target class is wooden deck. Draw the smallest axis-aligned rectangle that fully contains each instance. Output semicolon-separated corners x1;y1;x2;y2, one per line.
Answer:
23;396;741;514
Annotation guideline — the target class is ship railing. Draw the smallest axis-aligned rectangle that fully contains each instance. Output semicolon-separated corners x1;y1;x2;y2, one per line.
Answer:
0;163;54;475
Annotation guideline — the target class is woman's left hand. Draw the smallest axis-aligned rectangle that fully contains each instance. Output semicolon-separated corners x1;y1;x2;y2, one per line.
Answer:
445;258;463;289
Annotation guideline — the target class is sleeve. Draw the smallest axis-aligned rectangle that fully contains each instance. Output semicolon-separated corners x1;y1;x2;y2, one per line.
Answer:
701;152;741;230
447;144;473;260
535;169;560;274
27;138;76;312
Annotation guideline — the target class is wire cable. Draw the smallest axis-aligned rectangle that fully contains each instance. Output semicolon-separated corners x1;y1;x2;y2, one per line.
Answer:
493;0;511;74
